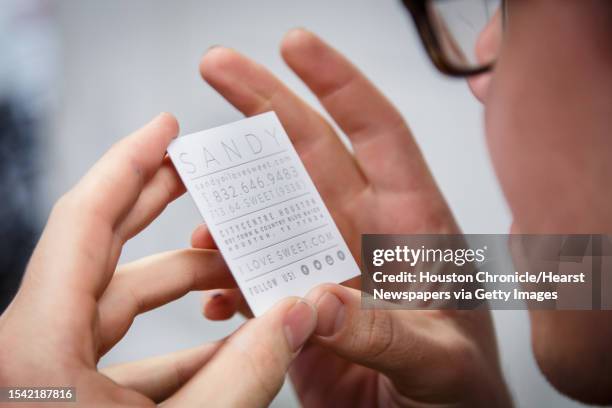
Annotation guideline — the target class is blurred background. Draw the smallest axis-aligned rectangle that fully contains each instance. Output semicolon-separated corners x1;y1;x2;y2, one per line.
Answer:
0;0;593;406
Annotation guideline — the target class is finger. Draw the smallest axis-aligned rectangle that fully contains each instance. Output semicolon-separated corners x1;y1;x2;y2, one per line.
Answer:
74;112;179;232
97;248;234;354
281;29;431;192
202;290;238;320
200;47;331;150
191;223;217;249
199;46;366;201
304;284;471;393
101;342;223;403
116;157;186;240
202;289;252;321
164;297;316;407
25;113;180;300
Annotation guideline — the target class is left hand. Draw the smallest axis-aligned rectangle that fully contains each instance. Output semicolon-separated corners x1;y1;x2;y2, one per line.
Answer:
190;30;511;407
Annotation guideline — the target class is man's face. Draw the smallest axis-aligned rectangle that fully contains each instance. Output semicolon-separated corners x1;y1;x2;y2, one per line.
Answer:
467;0;612;403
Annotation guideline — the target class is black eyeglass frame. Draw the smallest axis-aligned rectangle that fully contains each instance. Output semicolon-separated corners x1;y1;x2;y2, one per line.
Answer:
401;0;506;77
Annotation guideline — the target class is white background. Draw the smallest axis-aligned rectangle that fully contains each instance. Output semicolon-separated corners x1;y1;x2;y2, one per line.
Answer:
43;1;589;406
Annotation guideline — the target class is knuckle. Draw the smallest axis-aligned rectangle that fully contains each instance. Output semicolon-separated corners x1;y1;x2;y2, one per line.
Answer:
352;308;396;362
50;191;91;233
126;154;146;190
52;189;116;247
308;283;336;302
184;250;204;290
161;165;182;201
51;191;77;218
54;188;101;227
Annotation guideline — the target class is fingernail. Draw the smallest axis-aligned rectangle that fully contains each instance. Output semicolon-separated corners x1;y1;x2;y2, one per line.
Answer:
283;299;316;352
147;112;164;126
149;112;179;137
289;26;307;33
201;292;223;309
207;44;221;52
313;292;345;337
153;111;170;122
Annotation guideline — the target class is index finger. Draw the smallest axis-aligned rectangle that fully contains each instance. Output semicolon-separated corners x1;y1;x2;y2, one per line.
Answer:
74;112;179;228
199;46;367;203
25;113;179;300
281;29;433;192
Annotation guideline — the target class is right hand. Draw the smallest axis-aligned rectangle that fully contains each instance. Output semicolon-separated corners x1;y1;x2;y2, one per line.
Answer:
0;113;317;407
192;29;512;407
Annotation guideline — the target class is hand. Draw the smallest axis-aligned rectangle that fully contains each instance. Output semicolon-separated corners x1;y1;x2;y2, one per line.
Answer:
192;29;512;407
0;113;317;406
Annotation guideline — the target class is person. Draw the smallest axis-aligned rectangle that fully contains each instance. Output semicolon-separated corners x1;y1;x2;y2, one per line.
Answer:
191;0;612;406
0;113;318;406
2;0;611;406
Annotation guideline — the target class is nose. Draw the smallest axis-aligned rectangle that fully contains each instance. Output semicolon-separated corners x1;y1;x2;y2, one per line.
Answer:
467;9;503;103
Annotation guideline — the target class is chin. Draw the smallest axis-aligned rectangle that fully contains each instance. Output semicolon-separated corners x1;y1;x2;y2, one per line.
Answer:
530;311;612;405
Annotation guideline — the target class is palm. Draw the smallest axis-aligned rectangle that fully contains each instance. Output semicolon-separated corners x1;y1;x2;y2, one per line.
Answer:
296;135;459;263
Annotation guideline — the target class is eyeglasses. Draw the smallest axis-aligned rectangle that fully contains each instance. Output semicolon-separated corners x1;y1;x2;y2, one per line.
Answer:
401;0;506;76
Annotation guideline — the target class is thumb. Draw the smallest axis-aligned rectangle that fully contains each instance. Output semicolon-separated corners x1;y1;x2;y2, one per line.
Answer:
304;284;457;377
302;285;512;406
164;297;317;407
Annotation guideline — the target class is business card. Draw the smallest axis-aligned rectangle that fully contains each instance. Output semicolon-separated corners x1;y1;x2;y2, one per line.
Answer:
168;112;360;316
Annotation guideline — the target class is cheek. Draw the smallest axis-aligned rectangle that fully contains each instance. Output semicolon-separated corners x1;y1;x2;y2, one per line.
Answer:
484;64;537;231
484;61;578;233
485;58;612;234
482;0;612;234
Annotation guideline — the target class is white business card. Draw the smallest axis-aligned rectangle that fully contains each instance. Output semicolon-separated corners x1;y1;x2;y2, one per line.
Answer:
168;112;360;316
